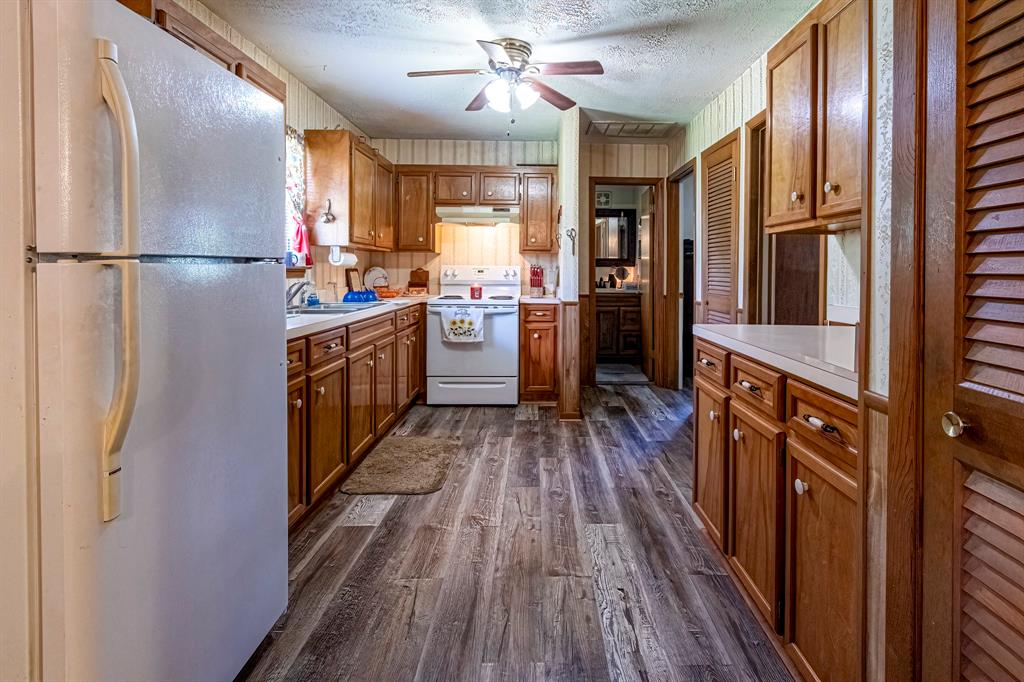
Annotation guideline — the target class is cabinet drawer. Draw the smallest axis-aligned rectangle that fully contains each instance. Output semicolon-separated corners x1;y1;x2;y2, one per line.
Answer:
695;340;730;387
307;328;346;367
286;339;306;376
731;355;786;421
787;379;858;475
348;312;396;350
522;304;558;323
396;306;421;330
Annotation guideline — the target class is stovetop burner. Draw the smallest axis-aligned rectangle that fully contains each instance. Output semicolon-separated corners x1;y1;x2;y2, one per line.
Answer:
489;295;514;300
438;295;464;300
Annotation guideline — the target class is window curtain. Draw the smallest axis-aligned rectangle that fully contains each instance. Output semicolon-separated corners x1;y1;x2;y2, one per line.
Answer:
285;126;312;266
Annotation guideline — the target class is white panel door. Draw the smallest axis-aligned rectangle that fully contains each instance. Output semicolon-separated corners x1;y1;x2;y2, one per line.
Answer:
32;0;284;258
36;261;286;682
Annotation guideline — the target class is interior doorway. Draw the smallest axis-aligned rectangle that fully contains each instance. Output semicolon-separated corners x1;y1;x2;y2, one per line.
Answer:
669;161;696;387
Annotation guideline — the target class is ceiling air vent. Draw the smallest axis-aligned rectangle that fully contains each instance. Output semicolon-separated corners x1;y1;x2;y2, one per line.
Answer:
587;120;677;138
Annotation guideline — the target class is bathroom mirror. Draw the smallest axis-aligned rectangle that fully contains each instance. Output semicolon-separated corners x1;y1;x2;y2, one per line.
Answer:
594;208;637;267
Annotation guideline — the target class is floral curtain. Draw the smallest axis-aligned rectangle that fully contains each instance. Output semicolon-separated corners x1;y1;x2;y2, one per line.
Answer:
285;126;312;266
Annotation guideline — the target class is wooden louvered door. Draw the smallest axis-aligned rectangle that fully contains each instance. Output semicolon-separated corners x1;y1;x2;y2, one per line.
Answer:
700;131;740;324
922;1;1024;677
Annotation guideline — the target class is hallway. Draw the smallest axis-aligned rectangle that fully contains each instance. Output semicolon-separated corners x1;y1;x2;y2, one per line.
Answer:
244;386;793;681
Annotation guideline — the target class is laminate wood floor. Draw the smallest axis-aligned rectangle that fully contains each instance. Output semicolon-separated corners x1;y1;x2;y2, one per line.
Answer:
244;385;793;682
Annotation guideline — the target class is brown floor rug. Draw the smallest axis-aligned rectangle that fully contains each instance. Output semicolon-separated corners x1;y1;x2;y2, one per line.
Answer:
341;436;461;495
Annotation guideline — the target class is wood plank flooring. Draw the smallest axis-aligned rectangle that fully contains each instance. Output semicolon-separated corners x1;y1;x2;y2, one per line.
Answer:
244;385;793;681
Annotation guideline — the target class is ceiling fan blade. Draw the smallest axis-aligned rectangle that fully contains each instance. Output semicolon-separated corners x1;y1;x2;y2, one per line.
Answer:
523;78;576;110
477;39;513;65
466;84;490;111
533;60;604;76
407;68;485;77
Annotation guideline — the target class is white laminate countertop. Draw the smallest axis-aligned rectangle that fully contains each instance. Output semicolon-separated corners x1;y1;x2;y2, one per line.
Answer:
519;296;561;304
692;324;858;401
286;297;431;340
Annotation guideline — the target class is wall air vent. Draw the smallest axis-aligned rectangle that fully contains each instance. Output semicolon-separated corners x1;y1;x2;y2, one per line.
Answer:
586;120;678;138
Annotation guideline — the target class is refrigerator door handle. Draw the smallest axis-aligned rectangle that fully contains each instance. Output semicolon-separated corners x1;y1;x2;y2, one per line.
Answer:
98;39;141;257
102;260;142;521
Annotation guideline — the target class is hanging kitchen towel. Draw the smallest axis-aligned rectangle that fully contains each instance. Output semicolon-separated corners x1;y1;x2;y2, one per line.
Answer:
439;306;484;343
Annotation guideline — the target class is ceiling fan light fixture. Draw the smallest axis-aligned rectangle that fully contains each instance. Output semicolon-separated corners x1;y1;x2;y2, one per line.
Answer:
515;81;539;109
484;78;511;112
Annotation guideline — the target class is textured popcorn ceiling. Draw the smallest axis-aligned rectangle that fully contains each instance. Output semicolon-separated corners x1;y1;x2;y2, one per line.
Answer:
202;0;815;139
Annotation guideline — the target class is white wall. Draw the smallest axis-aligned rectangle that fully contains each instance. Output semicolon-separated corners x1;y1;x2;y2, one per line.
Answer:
558;108;582;302
1;2;35;679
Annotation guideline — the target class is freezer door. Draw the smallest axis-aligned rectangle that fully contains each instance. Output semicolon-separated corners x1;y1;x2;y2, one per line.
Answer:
36;261;287;682
32;0;284;258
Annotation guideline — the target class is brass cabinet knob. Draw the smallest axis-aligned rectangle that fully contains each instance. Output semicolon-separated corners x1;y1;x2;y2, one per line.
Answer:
794;479;809;495
941;411;968;438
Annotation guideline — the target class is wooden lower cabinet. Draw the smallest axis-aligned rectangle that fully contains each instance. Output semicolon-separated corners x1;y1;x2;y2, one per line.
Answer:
729;399;786;632
785;437;859;681
521;319;558;399
306;358;347;504
347;343;376;461
286;376;307;525
374;336;397;434
693;377;730;552
396;324;423;410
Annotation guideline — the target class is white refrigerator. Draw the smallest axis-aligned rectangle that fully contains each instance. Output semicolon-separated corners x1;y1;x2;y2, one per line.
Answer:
30;2;287;680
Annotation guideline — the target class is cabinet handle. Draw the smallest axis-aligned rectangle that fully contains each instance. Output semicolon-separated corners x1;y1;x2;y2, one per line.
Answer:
461;190;468;196
323;342;339;351
532;311;548;316
802;413;839;435
287;358;295;365
794;479;810;495
379;353;385;360
316;386;325;396
417;236;424;242
368;359;374;367
411;336;416;342
738;379;761;395
732;428;742;442
399;316;408;322
292;398;302;409
823;181;837;194
941;411;969;438
533;332;540;339
708;410;718;422
530;237;537;243
487;191;493;196
368;230;375;238
699;358;715;369
789;190;803;203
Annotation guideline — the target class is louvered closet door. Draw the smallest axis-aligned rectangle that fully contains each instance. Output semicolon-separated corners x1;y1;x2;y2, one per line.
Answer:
922;1;1024;677
700;132;740;324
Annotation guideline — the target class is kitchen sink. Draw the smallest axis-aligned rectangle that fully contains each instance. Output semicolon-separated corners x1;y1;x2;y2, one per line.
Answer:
287;301;390;315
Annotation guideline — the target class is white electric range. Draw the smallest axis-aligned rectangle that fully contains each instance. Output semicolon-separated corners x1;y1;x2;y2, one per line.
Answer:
426;265;521;405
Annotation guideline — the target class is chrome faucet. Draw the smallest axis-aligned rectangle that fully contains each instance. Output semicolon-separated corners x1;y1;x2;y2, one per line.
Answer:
286;280;313;307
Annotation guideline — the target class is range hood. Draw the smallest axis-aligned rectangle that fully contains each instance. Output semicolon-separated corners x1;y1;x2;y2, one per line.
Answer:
434;205;520;225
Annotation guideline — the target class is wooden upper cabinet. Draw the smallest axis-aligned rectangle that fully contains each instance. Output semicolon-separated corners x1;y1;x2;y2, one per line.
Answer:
351;142;377;246
694;378;731;552
765;25;818;228
306;358;347;505
480;173;520;205
816;0;865;219
729;400;785;632
434;172;476;204
785;437;859;682
521;173;555;252
396;171;436;251
374;156;395;250
304;131;392;251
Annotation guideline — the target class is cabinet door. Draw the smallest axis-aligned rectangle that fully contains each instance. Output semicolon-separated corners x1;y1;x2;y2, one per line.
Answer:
374;157;395;249
765;26;817;227
729;401;785;631
286;376;307;526
347;344;376;460
409;322;423;398
434;172;476;204
816;0;865;219
480;173;519;205
595;307;620;356
396;328;412;411
307;358;347;504
694;379;730;551
396;171;435;251
350;143;376;246
521;321;558;394
374;337;396;435
785;438;859;681
521;173;554;251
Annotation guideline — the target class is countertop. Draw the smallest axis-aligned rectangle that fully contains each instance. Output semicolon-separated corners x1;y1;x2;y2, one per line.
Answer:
286;297;430;340
692;324;858;401
519;296;561;304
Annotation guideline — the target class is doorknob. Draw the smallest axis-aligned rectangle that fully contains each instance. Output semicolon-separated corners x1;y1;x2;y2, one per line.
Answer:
941;411;969;438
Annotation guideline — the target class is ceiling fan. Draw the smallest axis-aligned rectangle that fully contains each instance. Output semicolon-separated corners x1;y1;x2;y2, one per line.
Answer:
407;38;603;112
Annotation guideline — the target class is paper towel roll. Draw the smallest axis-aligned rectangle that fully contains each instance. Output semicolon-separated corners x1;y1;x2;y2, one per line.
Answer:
328;246;357;267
